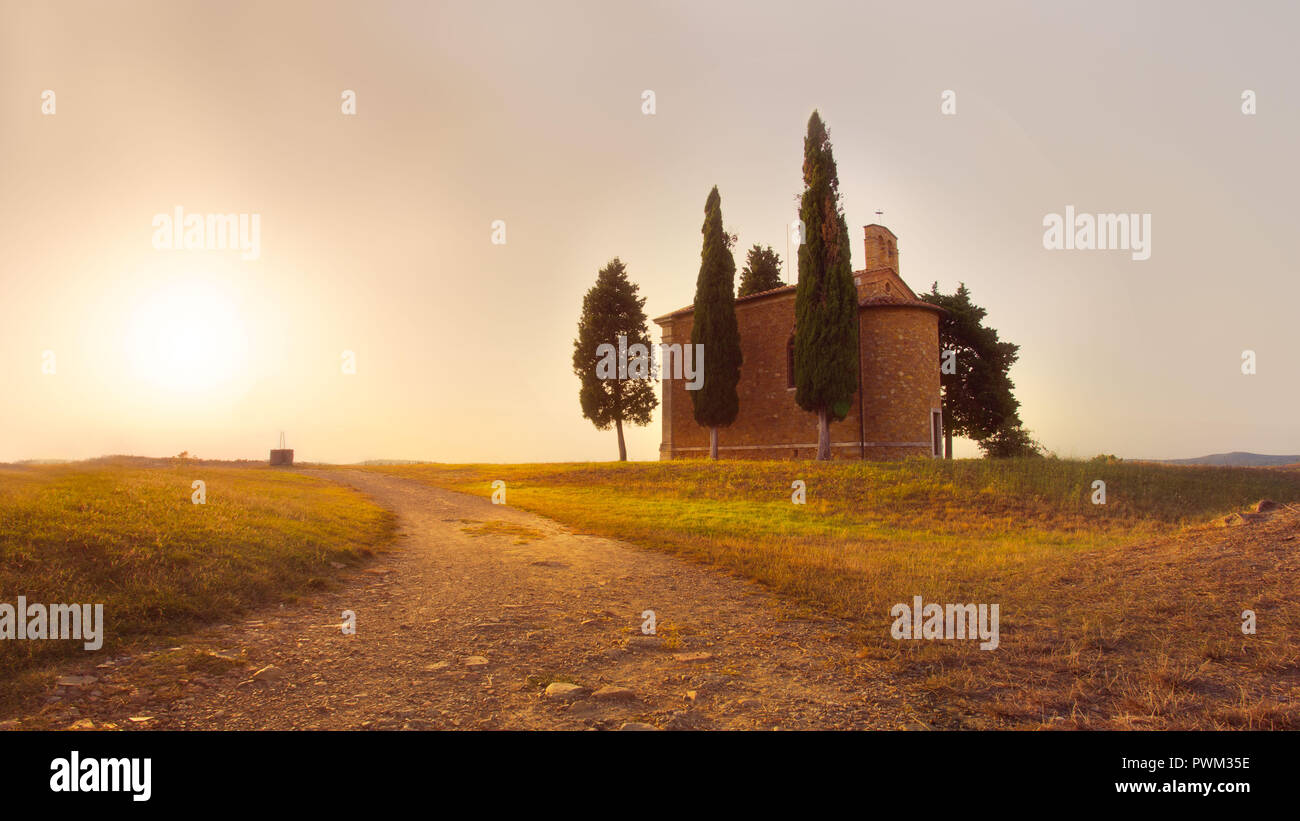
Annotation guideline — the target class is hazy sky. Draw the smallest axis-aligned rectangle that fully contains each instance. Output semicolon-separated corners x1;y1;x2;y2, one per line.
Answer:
2;0;1297;463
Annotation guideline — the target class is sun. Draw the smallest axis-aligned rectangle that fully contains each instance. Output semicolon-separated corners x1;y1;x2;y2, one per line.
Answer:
125;279;250;396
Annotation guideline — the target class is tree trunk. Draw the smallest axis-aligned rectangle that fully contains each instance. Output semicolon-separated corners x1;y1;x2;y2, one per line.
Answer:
709;427;719;460
945;428;953;460
817;409;831;461
616;418;627;462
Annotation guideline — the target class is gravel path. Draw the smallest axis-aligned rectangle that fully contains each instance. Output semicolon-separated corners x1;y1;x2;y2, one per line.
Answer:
10;470;911;731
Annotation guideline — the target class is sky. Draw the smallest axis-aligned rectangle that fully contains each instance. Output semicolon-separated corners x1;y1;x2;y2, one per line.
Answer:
1;0;1297;464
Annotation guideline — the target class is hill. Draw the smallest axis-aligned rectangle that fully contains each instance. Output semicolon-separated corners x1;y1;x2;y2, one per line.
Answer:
1152;451;1300;467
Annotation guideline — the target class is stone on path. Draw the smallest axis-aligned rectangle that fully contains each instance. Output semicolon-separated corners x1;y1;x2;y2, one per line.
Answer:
544;682;589;700
673;651;714;663
591;685;636;701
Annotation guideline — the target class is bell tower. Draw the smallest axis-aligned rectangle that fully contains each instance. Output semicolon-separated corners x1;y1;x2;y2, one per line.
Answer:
862;224;898;273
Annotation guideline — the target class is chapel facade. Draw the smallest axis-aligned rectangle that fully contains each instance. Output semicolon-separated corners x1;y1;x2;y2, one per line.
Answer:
653;225;943;460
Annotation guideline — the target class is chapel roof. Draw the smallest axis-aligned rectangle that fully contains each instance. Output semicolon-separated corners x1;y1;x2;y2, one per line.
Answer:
652;279;944;323
652;284;795;323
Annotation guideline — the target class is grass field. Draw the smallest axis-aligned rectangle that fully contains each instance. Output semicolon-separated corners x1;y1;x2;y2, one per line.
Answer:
366;458;1300;729
0;459;395;693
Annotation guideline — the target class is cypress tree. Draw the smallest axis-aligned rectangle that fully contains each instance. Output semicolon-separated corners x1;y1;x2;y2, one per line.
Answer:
572;258;658;461
690;186;743;460
738;244;784;297
793;111;859;461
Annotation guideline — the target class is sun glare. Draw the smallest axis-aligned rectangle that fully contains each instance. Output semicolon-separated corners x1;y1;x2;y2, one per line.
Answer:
125;279;250;396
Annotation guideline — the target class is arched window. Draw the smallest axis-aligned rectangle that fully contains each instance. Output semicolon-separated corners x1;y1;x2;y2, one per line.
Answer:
786;335;796;389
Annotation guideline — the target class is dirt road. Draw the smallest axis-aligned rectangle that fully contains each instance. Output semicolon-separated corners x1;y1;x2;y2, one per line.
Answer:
13;470;912;730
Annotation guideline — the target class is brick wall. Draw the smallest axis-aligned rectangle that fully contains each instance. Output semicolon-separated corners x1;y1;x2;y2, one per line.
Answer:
656;292;940;461
859;305;942;459
659;290;865;460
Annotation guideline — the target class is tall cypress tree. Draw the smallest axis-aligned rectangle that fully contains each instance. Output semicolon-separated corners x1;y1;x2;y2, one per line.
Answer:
793;111;859;461
572;258;658;461
690;186;743;460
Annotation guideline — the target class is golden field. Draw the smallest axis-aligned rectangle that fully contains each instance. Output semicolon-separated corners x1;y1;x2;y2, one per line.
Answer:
0;458;394;697
4;455;1296;729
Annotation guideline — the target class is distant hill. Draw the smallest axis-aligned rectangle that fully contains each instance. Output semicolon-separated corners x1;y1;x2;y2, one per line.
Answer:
1151;452;1300;467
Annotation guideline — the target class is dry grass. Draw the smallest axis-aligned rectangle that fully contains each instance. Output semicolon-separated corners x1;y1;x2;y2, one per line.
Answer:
0;459;395;699
364;458;1300;729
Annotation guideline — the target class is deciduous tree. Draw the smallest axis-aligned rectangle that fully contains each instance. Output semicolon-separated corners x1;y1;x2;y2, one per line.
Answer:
919;282;1031;458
